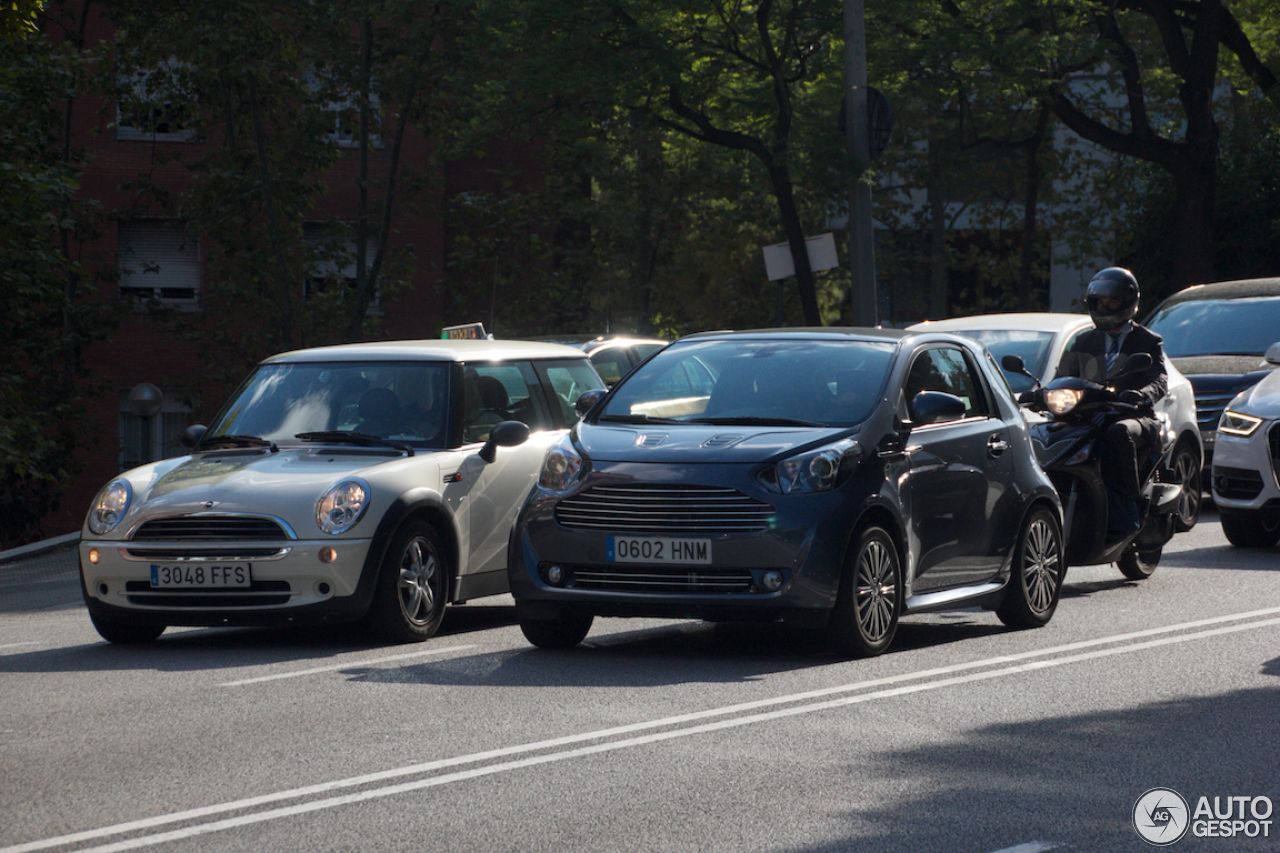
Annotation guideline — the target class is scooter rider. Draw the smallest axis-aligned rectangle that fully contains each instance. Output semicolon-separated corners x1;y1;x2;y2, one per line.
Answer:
1055;267;1167;534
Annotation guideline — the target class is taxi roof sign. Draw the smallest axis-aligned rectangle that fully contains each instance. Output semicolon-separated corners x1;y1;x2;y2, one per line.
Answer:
441;322;491;340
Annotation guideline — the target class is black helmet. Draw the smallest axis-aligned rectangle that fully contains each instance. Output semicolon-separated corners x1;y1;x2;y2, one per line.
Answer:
1086;267;1140;331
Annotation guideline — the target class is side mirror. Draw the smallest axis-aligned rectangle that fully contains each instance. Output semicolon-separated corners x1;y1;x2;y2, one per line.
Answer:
1124;352;1153;373
479;420;530;463
1265;341;1280;366
575;388;608;418
909;391;967;425
1000;354;1026;374
180;424;207;449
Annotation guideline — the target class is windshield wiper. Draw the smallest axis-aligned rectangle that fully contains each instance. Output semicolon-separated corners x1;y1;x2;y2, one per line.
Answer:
201;434;278;451
597;414;683;424
295;431;414;456
689;416;824;427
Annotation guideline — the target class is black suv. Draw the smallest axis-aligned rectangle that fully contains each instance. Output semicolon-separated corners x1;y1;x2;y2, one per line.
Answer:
1144;277;1280;467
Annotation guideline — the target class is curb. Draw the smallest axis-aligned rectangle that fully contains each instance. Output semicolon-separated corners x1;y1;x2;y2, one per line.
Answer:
0;532;81;565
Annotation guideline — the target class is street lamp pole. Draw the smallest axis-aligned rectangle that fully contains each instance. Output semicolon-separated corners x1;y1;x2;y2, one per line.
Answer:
845;0;878;327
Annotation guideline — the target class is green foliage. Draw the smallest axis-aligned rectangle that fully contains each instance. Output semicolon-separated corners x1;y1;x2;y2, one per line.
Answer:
0;27;118;547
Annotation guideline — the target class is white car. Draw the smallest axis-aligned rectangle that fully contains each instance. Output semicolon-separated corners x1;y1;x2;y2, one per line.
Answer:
909;313;1204;531
79;339;606;644
1212;342;1280;547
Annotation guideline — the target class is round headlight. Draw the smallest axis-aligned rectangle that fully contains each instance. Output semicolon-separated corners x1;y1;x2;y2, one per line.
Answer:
87;480;131;535
1044;388;1084;416
316;479;370;534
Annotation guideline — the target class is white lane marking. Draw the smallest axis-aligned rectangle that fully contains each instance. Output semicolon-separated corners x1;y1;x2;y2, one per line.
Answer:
217;645;477;686
986;844;1063;853
0;642;39;651
7;608;1280;853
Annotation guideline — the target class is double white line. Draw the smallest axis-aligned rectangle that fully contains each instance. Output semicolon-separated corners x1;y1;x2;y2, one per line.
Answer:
8;606;1280;853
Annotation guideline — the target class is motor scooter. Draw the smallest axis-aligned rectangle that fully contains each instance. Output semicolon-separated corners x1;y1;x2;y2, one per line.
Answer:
1002;353;1182;580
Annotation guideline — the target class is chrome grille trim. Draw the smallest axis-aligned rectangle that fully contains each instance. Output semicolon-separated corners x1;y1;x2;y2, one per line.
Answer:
120;547;292;562
571;566;756;594
554;484;775;532
128;514;296;541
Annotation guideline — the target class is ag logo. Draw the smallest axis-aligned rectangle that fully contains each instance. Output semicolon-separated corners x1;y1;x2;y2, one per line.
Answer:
1134;787;1190;845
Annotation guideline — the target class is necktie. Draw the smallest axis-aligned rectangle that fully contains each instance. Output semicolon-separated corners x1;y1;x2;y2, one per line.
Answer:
1106;333;1122;375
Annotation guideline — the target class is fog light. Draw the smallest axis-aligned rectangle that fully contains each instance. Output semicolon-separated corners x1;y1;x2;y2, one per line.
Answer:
89;548;100;564
319;547;337;564
545;564;565;586
97;582;108;596
761;570;784;592
316;582;331;596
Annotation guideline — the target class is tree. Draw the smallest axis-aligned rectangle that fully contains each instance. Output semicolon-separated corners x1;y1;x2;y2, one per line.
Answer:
0;4;118;547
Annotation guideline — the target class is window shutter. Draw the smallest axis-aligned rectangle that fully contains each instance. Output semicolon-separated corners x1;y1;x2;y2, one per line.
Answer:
119;222;199;304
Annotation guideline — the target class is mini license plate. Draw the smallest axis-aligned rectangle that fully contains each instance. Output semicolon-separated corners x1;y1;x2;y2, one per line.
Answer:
150;563;251;588
607;537;712;565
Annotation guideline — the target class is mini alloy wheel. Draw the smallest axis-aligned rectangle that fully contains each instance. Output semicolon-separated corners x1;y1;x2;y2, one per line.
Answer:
368;521;448;643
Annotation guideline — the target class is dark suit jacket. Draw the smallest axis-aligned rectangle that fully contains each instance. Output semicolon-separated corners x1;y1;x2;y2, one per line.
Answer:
1056;323;1168;408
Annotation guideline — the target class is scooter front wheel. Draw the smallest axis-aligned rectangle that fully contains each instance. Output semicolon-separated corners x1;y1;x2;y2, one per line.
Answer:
1118;544;1160;580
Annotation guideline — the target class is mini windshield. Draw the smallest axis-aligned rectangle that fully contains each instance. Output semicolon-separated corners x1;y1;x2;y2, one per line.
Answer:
600;339;895;427
1147;296;1280;357
947;330;1056;393
206;361;450;447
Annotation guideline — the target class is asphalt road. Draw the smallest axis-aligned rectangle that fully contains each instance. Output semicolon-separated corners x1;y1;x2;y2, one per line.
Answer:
2;509;1278;853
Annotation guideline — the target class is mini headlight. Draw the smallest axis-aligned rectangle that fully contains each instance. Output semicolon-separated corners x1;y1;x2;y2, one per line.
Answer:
1044;388;1084;416
1219;409;1263;436
316;479;370;534
761;439;861;495
539;439;583;493
87;480;131;535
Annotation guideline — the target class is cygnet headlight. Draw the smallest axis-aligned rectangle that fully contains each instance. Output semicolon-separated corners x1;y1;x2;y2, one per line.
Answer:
760;439;861;494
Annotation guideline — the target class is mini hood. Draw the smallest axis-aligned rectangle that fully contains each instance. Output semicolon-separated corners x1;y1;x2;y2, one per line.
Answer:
1231;368;1280;419
576;423;848;463
117;446;431;534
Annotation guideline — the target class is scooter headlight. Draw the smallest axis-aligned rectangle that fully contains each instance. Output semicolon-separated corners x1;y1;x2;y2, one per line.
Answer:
1044;388;1084;416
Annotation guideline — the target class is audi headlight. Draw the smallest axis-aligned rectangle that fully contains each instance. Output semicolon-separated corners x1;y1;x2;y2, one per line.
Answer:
316;479;370;534
760;439;861;495
1219;409;1263;436
87;480;131;535
1044;388;1084;416
539;439;583;493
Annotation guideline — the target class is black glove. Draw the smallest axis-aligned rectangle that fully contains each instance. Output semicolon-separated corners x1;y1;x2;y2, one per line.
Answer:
1116;389;1144;406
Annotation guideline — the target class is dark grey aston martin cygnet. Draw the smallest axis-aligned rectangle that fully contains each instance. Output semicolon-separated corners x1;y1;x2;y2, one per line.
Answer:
508;327;1065;657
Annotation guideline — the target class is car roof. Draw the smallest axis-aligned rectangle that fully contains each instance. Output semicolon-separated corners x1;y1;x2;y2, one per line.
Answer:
1149;277;1280;311
909;313;1093;333
675;326;912;344
262;338;593;364
529;334;668;349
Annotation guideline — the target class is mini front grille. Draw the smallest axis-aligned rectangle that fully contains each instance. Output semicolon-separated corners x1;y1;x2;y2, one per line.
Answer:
568;565;756;594
124;579;291;607
555;484;774;533
131;516;290;541
124;547;288;560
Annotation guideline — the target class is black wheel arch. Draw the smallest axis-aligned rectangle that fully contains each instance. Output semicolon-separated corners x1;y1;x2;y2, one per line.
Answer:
357;490;460;610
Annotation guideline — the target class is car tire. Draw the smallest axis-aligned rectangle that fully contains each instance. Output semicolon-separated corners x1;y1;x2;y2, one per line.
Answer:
1219;509;1280;548
997;506;1064;629
519;610;593;649
824;525;901;658
367;521;448;644
89;612;165;644
1118;544;1160;580
1166;440;1202;532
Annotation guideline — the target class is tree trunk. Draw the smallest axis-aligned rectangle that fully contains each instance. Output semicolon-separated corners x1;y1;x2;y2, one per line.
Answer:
927;139;949;320
766;162;821;326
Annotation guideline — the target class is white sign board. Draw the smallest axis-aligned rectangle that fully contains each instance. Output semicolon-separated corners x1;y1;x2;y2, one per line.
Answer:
762;232;839;282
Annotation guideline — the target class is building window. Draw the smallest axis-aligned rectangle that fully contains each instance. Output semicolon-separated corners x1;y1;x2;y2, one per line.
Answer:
303;222;381;312
118;221;200;306
118;389;198;471
116;63;196;142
